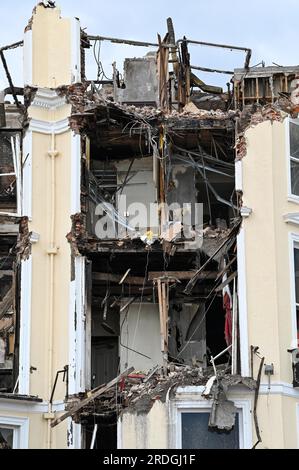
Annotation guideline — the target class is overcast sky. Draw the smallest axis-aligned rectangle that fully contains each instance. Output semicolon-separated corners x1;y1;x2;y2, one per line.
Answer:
0;0;298;92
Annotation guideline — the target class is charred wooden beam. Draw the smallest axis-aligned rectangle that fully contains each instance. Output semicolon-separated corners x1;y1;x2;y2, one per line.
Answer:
0;50;21;109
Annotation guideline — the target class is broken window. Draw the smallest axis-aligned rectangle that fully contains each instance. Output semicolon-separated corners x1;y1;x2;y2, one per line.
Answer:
289;119;299;197
181;411;239;449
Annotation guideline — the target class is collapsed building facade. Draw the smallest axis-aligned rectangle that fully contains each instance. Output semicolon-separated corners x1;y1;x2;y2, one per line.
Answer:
0;3;299;449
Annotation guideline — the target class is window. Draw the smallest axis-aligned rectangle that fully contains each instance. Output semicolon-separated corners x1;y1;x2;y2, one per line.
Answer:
0;417;29;449
290;234;299;349
171;397;252;449
181;412;239;449
0;427;14;449
289;119;299;198
293;243;299;347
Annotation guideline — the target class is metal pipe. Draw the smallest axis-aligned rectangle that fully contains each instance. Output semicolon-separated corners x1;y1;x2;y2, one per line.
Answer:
87;35;160;48
177;38;251;54
184;220;241;295
0;40;23;52
50;369;65;405
46;132;59;450
196;165;238;210
87;34;251;68
49;366;69;404
252;355;264;449
177;38;251;69
174;146;235;169
191;65;233;75
211;344;232;362
175;155;234;178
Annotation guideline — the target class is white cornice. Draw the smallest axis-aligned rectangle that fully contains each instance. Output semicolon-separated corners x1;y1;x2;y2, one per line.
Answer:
284;213;299;226
259;381;299;398
31;88;67;110
29;117;70;135
0;399;65;414
176;382;299;399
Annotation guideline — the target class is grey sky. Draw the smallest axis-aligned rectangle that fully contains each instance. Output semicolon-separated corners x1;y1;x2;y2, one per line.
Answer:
1;0;298;92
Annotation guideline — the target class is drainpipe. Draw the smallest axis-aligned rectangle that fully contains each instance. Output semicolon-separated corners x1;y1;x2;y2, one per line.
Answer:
45;131;59;449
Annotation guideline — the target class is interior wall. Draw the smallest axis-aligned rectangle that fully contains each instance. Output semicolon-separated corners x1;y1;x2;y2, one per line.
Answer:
120;302;163;372
168;303;206;366
116;57;159;105
166;164;196;226
116;158;157;238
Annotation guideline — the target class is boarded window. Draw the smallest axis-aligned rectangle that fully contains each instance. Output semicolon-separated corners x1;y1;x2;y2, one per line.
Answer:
181;412;239;449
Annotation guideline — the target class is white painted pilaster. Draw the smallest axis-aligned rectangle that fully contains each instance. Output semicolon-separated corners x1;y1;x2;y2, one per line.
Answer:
71;18;81;84
71;133;81;214
22;130;33;218
19;257;32;395
68;256;86;395
237;227;250;377
23;30;33;87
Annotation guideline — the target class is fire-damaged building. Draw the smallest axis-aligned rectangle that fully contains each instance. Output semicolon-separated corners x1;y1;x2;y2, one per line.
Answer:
0;2;299;449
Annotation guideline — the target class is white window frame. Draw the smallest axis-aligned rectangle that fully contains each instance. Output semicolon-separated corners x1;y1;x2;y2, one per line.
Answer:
287;117;299;204
170;394;252;449
289;232;299;348
0;416;29;449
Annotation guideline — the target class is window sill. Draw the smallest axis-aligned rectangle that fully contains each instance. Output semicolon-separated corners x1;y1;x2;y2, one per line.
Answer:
288;195;299;205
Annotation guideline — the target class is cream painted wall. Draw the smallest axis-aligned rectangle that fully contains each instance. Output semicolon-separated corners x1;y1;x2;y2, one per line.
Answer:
242;120;299;383
28;131;72;400
9;4;81;449
0;406;68;449
31;5;72;88
240;118;299;448
281;396;299;448
120;389;299;449
121;401;168;449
